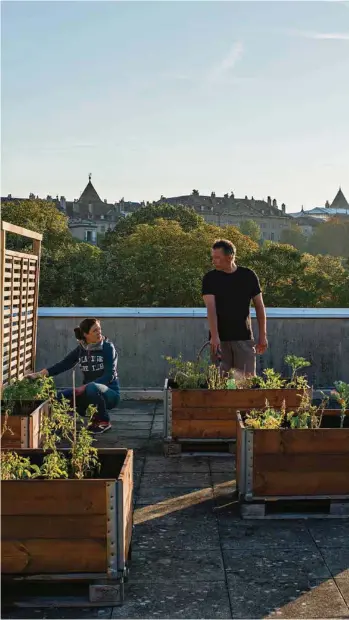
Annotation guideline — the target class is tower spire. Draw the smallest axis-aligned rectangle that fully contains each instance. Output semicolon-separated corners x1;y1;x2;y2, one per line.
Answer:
89;173;92;182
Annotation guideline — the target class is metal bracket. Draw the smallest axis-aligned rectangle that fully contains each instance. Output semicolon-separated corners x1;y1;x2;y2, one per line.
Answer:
117;479;125;573
106;482;118;578
165;388;173;441
20;416;28;448
245;430;254;500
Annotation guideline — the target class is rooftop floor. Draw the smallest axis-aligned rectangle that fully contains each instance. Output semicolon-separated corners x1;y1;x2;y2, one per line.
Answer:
3;400;349;619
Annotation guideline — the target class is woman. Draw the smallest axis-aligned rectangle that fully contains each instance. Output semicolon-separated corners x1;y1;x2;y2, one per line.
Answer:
28;318;119;434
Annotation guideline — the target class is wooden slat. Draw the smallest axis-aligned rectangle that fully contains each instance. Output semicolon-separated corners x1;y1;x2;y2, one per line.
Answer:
1;480;108;515
255;453;349;473
1;415;22;448
4;250;39;261
252;428;349;455
253;470;349;497
2;516;107;540
119;450;133;563
173;407;237;420
171;388;306;409
1;539;107;574
1;221;42;241
173;418;236;439
31;238;41;369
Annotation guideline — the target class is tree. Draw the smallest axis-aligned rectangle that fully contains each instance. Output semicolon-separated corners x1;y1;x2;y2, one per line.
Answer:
102;203;205;248
101;220;258;307
301;253;349;307
239;219;261;243
280;224;307;252
246;243;306;306
308;217;349;258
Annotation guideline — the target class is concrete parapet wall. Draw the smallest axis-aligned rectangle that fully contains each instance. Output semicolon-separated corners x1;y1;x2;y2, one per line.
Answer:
36;308;349;388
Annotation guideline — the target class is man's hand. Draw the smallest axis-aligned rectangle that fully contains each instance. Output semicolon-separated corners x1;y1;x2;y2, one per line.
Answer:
75;385;86;397
210;335;221;357
256;336;268;355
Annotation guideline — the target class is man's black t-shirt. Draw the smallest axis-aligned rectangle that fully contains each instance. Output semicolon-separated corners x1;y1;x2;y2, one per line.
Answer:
202;266;261;341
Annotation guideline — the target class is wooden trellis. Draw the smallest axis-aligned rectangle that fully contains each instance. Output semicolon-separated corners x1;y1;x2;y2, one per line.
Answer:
1;221;43;389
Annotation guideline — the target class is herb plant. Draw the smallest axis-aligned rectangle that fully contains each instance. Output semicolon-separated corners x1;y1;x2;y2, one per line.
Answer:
331;381;349;428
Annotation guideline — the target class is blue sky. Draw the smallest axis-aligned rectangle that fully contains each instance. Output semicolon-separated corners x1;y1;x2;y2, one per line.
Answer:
1;1;349;211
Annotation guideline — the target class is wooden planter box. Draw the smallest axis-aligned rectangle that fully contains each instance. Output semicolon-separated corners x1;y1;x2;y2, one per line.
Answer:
236;412;349;501
1;448;133;582
164;379;310;441
1;400;50;449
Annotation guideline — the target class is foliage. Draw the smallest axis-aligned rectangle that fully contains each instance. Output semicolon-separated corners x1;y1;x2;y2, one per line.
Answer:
244;392;329;430
1;452;41;480
100;219;258;307
103;202;206;246
280;224;307;252
331;381;349;428
1;398;100;481
3;376;56;406
165;354;310;391
165;355;236;390
239;219;261;243
308;217;349;258
2;198;349;308
40;242;103;306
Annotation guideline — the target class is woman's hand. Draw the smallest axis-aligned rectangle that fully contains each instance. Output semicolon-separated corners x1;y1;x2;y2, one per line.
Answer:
26;369;48;380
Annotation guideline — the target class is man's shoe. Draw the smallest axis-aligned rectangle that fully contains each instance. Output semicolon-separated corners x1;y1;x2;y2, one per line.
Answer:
88;421;112;435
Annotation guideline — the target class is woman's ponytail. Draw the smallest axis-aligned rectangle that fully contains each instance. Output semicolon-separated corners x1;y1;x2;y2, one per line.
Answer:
74;326;83;341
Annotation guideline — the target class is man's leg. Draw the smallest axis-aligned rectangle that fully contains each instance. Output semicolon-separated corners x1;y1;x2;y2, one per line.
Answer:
219;341;234;373
232;340;256;376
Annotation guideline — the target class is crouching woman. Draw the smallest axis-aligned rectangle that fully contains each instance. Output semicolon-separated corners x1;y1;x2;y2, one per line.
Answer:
28;318;120;434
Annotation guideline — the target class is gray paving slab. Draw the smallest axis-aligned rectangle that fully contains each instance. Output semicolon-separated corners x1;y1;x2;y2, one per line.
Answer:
144;455;210;473
133;509;220;550
335;578;349;606
219;520;315;550
128;548;225;582
118;402;156;413
208;456;236;472
308;521;349;547
108;428;151;438
224;548;331;582
111;581;232;619
140;472;211;488
320;548;349;579
109;413;154;422
136;485;214;505
229;578;349;619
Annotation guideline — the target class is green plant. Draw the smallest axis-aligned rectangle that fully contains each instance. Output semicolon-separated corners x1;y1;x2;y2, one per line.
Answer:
244;393;328;430
331;381;349;428
3;376;56;406
1;396;100;481
165;355;236;390
1;451;41;480
284;355;311;388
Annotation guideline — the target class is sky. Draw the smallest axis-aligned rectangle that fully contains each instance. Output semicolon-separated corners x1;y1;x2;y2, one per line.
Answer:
1;1;349;212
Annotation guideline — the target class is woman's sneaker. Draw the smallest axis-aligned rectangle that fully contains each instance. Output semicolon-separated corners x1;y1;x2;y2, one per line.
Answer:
88;421;112;434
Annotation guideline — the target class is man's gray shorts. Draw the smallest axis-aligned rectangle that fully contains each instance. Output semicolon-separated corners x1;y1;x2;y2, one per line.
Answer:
220;340;256;375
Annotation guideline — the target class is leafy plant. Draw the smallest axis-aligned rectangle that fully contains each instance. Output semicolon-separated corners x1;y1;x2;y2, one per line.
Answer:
1;451;41;480
331;381;349;428
285;355;311;388
3;376;56;406
1;395;100;481
244;393;328;430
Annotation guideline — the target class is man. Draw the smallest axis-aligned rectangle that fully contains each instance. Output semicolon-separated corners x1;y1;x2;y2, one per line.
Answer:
202;239;267;375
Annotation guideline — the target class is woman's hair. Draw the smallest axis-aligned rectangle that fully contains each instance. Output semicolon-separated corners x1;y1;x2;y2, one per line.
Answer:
74;318;99;341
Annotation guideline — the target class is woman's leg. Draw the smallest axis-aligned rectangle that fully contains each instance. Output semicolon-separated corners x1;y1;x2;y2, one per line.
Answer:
56;388;88;417
84;383;120;432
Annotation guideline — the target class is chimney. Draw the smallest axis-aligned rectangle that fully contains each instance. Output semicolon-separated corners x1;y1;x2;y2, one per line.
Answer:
60;196;66;210
325;200;330;208
7;194;12;199
272;198;277;208
267;196;271;206
281;203;286;214
46;195;52;201
104;199;107;203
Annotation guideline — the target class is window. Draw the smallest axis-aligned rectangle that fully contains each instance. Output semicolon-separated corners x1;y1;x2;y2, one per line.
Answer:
271;232;275;240
100;225;106;233
85;230;93;242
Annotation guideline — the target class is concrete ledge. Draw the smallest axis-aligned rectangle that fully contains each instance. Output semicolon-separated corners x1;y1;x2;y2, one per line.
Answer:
120;389;163;401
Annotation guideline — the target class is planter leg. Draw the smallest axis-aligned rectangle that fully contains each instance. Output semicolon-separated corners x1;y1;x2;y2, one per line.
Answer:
89;582;122;605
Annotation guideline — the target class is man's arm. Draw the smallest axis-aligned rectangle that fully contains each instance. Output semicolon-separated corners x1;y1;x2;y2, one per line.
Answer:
203;295;220;354
253;293;268;354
